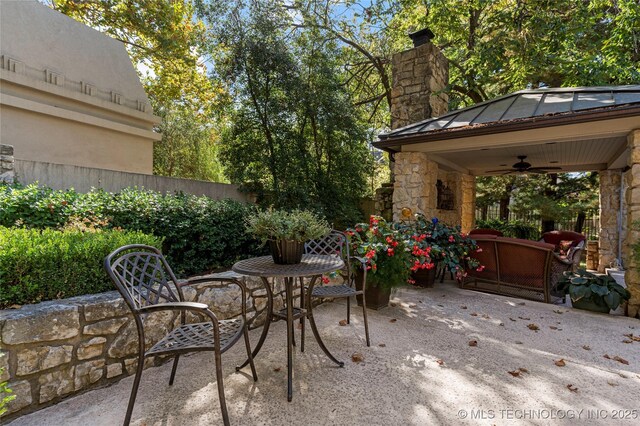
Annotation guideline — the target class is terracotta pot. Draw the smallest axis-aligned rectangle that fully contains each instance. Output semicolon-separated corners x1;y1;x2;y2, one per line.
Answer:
354;269;391;310
411;266;438;288
268;240;304;264
571;297;610;313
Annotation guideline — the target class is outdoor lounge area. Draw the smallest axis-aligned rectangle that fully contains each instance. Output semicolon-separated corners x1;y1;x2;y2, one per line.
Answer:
8;283;640;425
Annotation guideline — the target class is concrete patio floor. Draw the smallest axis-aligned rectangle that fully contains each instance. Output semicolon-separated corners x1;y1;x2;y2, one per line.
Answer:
9;282;640;426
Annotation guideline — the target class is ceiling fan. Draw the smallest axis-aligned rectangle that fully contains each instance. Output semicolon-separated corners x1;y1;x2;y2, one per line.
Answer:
486;155;562;174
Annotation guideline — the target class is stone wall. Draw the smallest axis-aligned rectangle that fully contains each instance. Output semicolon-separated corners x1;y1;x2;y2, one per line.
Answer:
0;276;304;419
623;129;640;318
599;169;623;271
374;184;394;222
390;42;448;129
0;144;14;184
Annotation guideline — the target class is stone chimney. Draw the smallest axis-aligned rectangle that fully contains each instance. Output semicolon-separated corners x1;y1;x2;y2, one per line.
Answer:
390;28;449;129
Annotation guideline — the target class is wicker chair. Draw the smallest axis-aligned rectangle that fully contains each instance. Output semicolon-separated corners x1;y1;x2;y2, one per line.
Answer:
299;231;370;347
104;245;257;426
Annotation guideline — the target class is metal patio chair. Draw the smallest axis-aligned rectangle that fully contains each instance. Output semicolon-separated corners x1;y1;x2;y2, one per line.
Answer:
299;230;371;347
104;245;257;426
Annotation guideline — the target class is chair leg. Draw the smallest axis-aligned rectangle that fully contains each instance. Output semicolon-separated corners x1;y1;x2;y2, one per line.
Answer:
299;277;305;353
361;296;371;347
123;353;145;426
347;297;351;324
169;355;180;386
214;351;230;426
243;326;258;382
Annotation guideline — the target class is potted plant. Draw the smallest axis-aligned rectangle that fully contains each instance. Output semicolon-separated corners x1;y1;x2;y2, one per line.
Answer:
246;209;330;264
400;214;482;286
556;269;631;313
346;215;411;309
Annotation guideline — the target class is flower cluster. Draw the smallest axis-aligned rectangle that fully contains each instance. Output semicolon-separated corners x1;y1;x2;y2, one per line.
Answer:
346;215;411;289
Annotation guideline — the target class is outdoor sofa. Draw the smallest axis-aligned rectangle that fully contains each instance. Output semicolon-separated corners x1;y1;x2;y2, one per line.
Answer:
462;234;574;303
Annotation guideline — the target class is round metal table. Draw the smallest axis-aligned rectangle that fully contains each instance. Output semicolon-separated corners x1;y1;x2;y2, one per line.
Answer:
232;254;344;401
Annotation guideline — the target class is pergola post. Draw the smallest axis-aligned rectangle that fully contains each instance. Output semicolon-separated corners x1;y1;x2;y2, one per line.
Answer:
392;152;438;222
598;169;622;272
623;129;640;318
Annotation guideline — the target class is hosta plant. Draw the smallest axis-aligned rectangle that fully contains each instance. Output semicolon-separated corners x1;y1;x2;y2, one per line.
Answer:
557;269;630;311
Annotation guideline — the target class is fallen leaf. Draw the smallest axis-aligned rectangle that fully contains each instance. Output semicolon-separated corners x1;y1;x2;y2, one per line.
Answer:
273;367;281;372
620;373;628;379
549;326;558;330
436;359;445;366
566;384;578;392
604;354;611;360
470;312;479;317
517;302;526;306
527;323;539;331
499;323;505;326
623;333;640;342
607;381;619;387
378;343;386;348
460;305;468;309
390;302;398;307
515;341;523;345
351;353;364;363
509;317;517;322
623;339;633;344
582;345;591;351
508;370;522;377
338;319;347;326
519;316;531;320
437;304;444;307
518;367;529;373
468;340;478;347
389;318;397;323
408;304;417;308
8;304;21;309
553;309;564;314
554;359;566;367
482;314;490;319
613;356;629;365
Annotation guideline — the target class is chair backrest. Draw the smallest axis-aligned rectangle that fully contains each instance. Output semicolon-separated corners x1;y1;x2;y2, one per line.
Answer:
541;230;586;247
304;231;351;276
469;228;503;237
104;244;183;312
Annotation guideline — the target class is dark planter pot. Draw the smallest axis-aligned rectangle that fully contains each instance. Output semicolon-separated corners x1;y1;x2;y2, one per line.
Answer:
411;266;438;288
571;297;611;313
268;239;304;265
354;269;391;310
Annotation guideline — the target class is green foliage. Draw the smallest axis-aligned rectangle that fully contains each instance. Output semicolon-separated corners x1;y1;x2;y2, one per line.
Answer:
347;216;411;289
0;184;263;277
0;226;162;307
475;219;540;240
246;209;330;244
201;0;374;227
0;353;15;416
556;269;631;311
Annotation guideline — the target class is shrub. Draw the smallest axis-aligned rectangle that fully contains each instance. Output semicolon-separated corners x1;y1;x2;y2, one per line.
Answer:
475;218;540;240
0;184;264;277
0;226;162;307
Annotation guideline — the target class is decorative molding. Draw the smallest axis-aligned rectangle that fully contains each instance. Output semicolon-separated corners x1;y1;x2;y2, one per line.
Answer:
44;69;65;86
1;55;25;74
81;81;96;96
136;100;146;112
110;91;122;105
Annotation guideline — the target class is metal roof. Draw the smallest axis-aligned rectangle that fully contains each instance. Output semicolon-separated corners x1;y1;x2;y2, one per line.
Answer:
378;85;640;141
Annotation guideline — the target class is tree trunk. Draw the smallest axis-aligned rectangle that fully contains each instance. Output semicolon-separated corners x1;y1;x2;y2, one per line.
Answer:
574;211;586;233
499;198;510;221
541;173;558;233
481;205;488;221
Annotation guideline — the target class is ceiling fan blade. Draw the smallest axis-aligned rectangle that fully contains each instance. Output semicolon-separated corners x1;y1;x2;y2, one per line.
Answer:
485;169;515;174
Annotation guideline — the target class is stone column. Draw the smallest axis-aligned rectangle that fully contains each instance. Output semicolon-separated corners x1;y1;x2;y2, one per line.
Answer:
598;169;622;272
460;173;476;233
393;152;438;221
623;129;640;318
390;42;448;129
1;144;15;184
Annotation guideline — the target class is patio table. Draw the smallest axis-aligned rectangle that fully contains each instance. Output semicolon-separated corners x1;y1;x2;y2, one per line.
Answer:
232;254;344;401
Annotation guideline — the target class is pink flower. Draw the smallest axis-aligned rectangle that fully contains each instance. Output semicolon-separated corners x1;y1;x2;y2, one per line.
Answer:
476;265;485;272
476;248;483;253
448;235;455;243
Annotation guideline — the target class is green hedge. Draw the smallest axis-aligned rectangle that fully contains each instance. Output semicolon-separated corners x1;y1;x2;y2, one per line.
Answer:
0;227;163;307
0;184;264;276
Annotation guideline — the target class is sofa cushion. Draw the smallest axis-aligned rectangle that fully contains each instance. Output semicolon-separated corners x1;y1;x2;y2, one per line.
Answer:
542;231;586;248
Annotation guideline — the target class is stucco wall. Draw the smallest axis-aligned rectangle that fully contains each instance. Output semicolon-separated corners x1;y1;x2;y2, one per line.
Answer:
0;1;160;174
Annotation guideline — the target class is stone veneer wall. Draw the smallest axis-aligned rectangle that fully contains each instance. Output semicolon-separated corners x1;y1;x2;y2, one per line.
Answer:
0;144;14;184
374;184;394;222
598;169;623;272
393;152;475;232
0;276;301;419
390;43;448;129
623;129;640;318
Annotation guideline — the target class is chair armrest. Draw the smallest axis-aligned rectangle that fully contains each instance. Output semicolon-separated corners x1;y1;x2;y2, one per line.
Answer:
138;301;214;316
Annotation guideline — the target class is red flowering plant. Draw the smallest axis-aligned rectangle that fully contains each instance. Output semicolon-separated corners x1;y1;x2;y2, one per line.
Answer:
345;215;411;289
404;214;483;281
